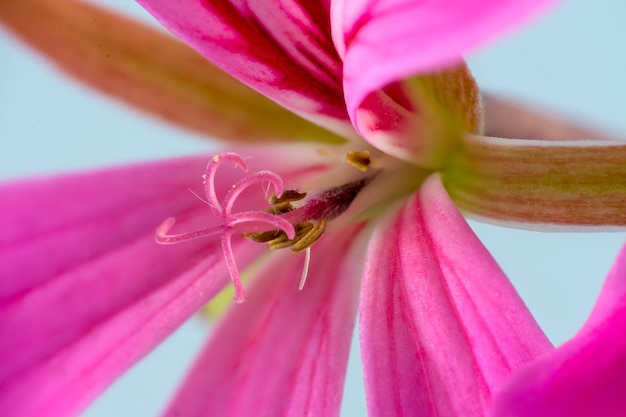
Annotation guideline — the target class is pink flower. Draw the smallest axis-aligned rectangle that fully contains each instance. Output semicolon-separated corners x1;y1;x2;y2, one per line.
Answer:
1;0;626;416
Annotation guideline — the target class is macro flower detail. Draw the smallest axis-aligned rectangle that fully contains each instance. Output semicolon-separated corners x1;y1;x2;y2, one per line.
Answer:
2;0;626;417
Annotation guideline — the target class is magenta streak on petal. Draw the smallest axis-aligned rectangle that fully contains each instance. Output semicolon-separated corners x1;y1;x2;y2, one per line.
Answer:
245;0;343;88
332;0;558;132
161;226;365;417
360;174;551;417
137;0;348;121
490;244;626;417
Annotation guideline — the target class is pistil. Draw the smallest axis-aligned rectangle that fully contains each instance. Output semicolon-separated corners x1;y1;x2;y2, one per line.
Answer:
155;152;296;303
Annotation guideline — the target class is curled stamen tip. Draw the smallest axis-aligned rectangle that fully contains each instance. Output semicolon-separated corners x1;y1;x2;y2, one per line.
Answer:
211;152;249;172
234;292;246;304
283;224;297;240
155;217;177;243
346;150;371;172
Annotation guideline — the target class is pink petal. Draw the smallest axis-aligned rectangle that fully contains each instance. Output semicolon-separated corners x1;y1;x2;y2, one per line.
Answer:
2;156;209;299
137;0;351;127
490;244;626;417
0;156;231;416
359;174;551;417
0;145;330;417
162;226;365;417
333;0;559;124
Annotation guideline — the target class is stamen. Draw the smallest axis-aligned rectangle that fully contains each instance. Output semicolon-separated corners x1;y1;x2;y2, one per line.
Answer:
245;229;284;243
155;152;295;302
270;201;295;214
267;222;314;250
346;150;371;172
291;218;327;252
299;247;311;290
159;152;377;301
268;189;307;214
265;233;291;250
248;178;370;253
270;189;307;205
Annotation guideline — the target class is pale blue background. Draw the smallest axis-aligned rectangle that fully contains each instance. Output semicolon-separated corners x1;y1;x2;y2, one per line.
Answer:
1;0;625;415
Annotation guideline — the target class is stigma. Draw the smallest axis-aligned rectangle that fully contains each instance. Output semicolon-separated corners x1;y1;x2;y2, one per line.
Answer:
155;153;295;303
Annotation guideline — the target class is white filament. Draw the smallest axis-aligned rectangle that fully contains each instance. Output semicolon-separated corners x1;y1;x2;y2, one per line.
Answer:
299;247;311;290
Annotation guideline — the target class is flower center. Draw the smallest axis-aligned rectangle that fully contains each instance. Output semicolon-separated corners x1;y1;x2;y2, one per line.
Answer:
154;148;423;302
245;176;372;250
154;64;482;302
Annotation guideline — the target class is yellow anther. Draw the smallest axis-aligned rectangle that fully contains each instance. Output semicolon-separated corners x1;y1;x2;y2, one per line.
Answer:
346;151;371;172
245;229;284;243
267;222;314;250
269;201;294;214
291;218;327;252
270;190;307;205
266;236;294;250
